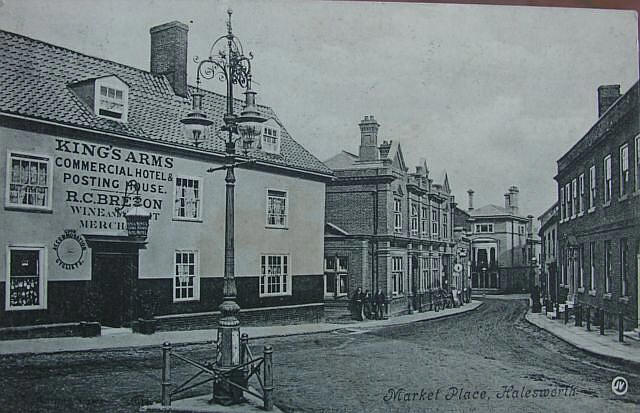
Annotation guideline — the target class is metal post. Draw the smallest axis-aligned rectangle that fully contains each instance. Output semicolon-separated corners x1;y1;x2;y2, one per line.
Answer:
240;333;249;378
586;306;591;331
564;305;569;324
600;308;605;336
211;340;218;396
618;312;624;343
162;342;171;407
575;304;581;327
263;345;274;411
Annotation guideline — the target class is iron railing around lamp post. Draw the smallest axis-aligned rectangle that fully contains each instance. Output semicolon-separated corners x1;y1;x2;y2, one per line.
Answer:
180;9;267;406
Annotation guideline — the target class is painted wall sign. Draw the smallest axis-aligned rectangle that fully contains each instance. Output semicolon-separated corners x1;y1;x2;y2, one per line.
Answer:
53;229;87;270
54;138;174;232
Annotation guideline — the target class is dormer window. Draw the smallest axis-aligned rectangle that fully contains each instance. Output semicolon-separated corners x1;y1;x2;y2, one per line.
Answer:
95;77;128;122
261;119;280;154
70;75;129;123
98;86;125;119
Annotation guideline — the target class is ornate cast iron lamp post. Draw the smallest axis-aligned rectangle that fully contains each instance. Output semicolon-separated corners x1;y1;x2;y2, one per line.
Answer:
180;9;266;405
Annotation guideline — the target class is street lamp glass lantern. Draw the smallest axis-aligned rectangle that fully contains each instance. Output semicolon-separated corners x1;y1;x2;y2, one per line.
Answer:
181;91;213;147
236;88;267;150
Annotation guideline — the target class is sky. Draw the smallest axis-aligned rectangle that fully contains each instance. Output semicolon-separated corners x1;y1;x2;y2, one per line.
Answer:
0;0;638;219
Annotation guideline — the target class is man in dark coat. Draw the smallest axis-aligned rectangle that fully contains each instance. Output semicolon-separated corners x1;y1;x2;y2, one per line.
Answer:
351;287;363;321
374;289;385;319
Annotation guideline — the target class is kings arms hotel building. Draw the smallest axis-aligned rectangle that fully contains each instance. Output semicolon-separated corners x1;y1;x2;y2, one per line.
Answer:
0;22;333;330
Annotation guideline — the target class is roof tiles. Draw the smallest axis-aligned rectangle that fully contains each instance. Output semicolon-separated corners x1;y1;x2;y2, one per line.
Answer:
0;29;332;176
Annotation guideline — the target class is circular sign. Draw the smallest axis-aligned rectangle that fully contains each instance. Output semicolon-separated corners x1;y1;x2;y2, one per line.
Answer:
53;230;87;270
612;376;628;396
454;263;463;273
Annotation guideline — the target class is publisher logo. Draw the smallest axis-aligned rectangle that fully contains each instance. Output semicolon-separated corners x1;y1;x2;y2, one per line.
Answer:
611;376;628;396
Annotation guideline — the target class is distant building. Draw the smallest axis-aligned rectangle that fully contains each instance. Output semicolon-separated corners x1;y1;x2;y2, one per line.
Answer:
466;186;536;292
453;206;472;295
555;82;639;331
324;115;456;318
538;202;558;304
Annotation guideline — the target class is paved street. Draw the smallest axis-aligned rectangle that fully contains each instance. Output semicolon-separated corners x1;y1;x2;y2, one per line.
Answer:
1;298;638;412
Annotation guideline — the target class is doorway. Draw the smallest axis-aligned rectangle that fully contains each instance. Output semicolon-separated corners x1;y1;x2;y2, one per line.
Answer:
91;245;138;327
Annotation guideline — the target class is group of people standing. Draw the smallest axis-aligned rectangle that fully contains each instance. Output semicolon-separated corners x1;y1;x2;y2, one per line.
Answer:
350;288;386;321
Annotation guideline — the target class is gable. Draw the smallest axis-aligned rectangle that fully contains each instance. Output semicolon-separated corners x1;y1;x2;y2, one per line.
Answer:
390;142;407;172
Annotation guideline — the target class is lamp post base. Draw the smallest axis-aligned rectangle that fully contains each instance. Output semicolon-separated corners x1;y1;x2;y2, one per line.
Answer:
212;323;244;405
211;369;246;406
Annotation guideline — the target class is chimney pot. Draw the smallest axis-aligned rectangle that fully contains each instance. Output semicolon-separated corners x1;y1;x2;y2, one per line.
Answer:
467;189;474;211
150;21;189;98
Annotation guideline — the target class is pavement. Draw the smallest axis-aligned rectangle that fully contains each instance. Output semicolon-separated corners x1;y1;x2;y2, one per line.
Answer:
525;309;640;367
0;300;483;356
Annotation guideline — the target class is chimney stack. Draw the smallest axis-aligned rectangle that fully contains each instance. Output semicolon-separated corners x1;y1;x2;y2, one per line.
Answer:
508;185;519;216
597;85;621;117
150;21;189;98
467;189;474;211
527;215;534;238
504;192;510;209
358;115;380;161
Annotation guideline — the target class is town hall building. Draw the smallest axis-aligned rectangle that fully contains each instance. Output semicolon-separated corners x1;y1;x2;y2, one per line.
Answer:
323;115;457;318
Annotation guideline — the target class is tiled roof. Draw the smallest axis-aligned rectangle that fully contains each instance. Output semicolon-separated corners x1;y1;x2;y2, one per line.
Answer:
470;204;513;217
0;29;332;177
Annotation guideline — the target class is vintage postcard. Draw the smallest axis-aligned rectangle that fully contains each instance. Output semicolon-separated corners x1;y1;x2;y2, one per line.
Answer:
0;0;638;412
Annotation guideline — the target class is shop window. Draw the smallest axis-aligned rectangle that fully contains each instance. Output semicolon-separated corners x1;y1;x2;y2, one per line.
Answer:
266;189;288;228
174;176;202;220
174;250;199;302
6;152;52;211
260;254;290;296
6;247;46;310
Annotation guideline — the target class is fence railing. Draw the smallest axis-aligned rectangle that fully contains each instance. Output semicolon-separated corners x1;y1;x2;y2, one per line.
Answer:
159;333;273;410
544;301;634;343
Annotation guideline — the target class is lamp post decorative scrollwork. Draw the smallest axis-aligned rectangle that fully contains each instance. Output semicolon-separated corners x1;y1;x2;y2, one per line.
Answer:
180;9;266;405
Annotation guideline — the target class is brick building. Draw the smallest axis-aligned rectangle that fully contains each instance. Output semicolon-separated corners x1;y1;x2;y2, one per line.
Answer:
466;187;536;293
323;115;456;318
555;82;639;331
0;23;333;332
538;202;558;304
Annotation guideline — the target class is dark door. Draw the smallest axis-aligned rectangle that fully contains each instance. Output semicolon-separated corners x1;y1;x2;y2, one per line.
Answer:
92;251;138;327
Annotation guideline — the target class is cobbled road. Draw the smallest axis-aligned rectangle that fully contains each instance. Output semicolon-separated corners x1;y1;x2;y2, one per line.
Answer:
0;298;638;413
